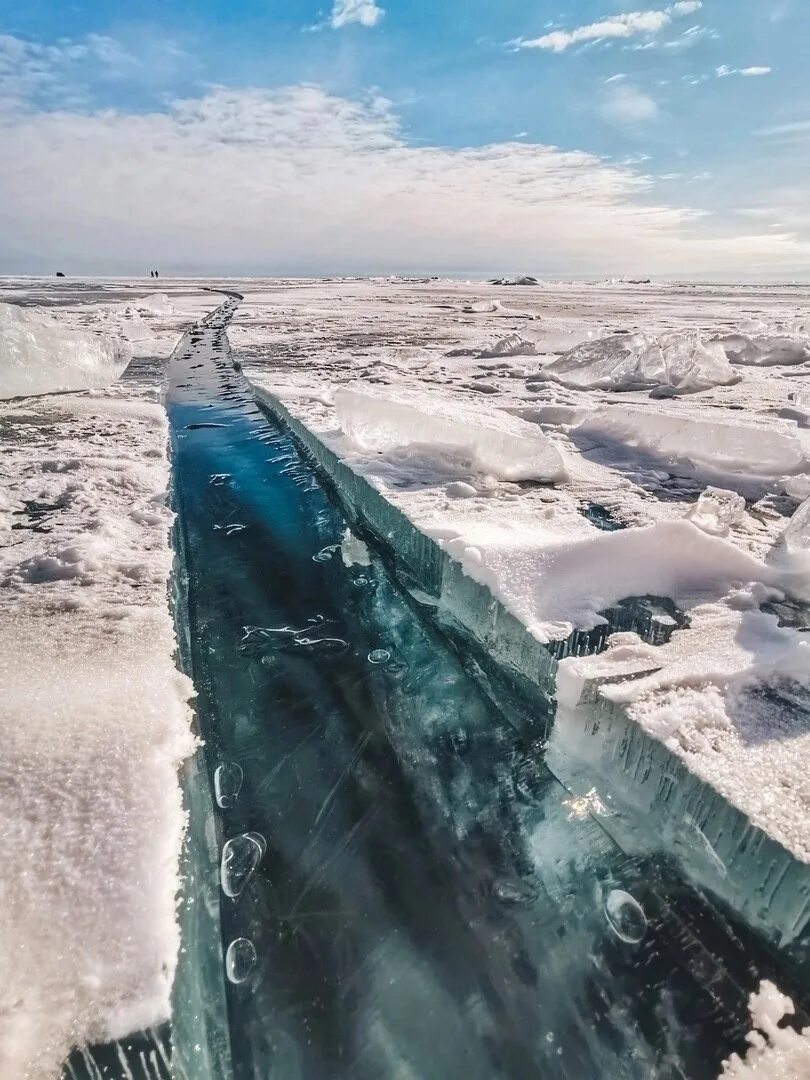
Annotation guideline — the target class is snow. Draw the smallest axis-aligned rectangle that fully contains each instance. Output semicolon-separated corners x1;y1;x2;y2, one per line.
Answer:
334;386;568;482
0;303;131;399
720;980;810;1078
536;330;739;394
0;281;213;1077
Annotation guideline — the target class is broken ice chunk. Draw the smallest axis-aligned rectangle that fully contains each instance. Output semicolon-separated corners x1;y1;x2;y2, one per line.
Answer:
220;833;265;898
716;331;810;367
782;495;810;557
604;890;647;944
225;938;257;984
687;487;746;537
335;388;567;482
446;481;477;499
0;303;132;399
536;330;738;394
477;334;539;359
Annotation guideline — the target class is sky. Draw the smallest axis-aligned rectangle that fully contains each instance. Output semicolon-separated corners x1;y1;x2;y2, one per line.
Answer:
0;0;808;279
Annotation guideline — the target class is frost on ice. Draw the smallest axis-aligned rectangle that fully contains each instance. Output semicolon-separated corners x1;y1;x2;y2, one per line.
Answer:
0;303;131;399
334;387;567;482
537;330;739;394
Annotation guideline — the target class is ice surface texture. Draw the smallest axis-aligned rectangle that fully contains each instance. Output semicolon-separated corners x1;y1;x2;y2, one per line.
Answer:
0;302;131;399
335;387;567;482
538;330;739;394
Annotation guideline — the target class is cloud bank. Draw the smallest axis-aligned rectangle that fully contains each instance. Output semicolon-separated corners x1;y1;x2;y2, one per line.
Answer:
0;35;806;278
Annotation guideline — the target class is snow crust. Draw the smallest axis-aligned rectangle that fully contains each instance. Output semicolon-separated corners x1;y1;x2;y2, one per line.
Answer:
537;330;738;394
335;386;567;482
0;303;132;399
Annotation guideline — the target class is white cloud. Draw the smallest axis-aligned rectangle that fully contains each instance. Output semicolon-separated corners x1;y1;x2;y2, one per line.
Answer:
330;0;385;29
515;3;700;53
717;64;772;78
755;119;810;137
0;77;806;277
600;84;659;125
0;31;188;111
604;73;627;83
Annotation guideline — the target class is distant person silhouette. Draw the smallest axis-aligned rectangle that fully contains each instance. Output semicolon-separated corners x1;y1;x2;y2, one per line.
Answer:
154;269;159;279
149;271;154;279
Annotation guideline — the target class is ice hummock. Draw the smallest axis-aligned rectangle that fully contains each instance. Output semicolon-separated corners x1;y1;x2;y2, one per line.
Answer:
536;330;739;394
0;302;131;399
334;387;567;482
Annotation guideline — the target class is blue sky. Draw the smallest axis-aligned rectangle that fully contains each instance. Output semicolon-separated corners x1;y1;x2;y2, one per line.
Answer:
1;1;808;278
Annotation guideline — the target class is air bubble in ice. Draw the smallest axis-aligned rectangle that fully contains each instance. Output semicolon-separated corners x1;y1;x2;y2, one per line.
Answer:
604;889;647;944
214;762;243;809
492;878;539;907
225;938;257;984
687;486;746;537
312;544;340;563
368;649;391;665
221;832;265;898
292;635;349;654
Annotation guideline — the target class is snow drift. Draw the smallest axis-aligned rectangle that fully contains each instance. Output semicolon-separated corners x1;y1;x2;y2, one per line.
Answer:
536;330;738;394
334;387;567;482
0;303;131;399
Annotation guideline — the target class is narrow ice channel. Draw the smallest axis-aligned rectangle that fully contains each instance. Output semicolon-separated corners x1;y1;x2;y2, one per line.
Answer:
162;299;809;1079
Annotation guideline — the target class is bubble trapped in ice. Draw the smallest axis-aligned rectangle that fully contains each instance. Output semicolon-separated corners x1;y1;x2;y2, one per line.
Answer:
368;649;391;664
604;889;647;944
225;938;257;985
220;833;265;898
214;762;244;809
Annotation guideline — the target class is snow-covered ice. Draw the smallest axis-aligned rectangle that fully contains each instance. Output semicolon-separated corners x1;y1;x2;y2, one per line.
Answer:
0;279;217;1077
239;275;810;874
